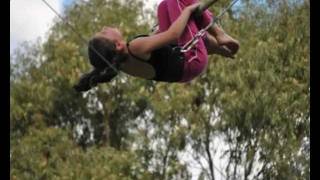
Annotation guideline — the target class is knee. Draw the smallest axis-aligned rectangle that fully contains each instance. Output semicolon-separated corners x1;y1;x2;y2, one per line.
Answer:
157;0;168;13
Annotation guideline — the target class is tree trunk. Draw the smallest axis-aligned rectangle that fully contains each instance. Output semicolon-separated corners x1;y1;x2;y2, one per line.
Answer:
205;130;215;180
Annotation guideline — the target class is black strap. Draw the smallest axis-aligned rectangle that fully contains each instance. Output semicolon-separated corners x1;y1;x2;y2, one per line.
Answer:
126;34;150;62
126;34;185;82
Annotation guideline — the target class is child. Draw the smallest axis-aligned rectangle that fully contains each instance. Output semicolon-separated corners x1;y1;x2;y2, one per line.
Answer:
74;0;239;92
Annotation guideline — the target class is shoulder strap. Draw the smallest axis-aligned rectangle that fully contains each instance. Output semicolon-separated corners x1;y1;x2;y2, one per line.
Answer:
126;34;150;61
127;34;149;43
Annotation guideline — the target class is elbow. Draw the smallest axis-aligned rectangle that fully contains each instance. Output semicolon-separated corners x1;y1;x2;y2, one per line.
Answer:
168;30;180;42
172;31;180;40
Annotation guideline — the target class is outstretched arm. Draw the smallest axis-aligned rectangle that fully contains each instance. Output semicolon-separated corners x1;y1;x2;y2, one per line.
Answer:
129;3;201;55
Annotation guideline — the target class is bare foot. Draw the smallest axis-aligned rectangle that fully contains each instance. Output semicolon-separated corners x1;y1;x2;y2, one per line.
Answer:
215;32;239;55
213;45;235;59
205;34;235;59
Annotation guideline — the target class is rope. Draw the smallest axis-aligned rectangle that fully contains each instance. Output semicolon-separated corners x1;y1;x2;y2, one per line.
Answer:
181;0;241;52
41;0;119;74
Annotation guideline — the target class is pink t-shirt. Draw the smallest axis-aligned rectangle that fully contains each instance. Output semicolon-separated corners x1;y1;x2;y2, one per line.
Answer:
157;0;213;82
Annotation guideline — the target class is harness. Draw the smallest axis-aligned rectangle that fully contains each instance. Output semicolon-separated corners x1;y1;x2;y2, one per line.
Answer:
151;0;240;53
127;35;185;82
180;0;240;52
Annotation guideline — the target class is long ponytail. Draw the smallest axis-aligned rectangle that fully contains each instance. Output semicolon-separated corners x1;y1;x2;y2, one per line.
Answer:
73;67;117;92
74;36;127;92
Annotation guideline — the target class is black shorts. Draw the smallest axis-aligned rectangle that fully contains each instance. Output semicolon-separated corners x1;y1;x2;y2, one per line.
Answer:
149;45;185;82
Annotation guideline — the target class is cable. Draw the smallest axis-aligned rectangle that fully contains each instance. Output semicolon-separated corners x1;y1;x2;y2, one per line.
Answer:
181;0;241;52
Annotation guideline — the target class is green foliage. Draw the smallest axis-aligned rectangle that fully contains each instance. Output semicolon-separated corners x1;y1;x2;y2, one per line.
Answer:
11;127;151;180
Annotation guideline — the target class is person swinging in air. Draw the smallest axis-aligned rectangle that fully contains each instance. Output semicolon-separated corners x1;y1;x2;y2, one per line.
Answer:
74;0;239;92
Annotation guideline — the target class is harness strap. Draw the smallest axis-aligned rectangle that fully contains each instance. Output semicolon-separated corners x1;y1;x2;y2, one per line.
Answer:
126;35;151;62
181;0;240;52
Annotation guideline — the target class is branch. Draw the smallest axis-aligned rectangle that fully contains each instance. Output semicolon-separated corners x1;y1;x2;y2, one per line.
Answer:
205;129;215;180
245;138;259;180
232;140;240;179
161;146;170;180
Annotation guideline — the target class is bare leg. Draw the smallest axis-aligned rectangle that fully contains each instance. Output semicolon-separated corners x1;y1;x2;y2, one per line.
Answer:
207;23;239;55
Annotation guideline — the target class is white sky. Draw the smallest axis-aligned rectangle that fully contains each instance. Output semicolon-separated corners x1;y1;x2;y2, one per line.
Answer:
10;0;63;53
10;0;159;54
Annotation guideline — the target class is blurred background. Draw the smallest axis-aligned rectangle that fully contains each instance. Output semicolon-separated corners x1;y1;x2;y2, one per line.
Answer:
10;0;309;179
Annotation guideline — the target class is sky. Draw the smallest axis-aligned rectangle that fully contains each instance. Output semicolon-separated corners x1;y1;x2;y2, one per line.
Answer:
10;0;159;54
10;0;62;53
